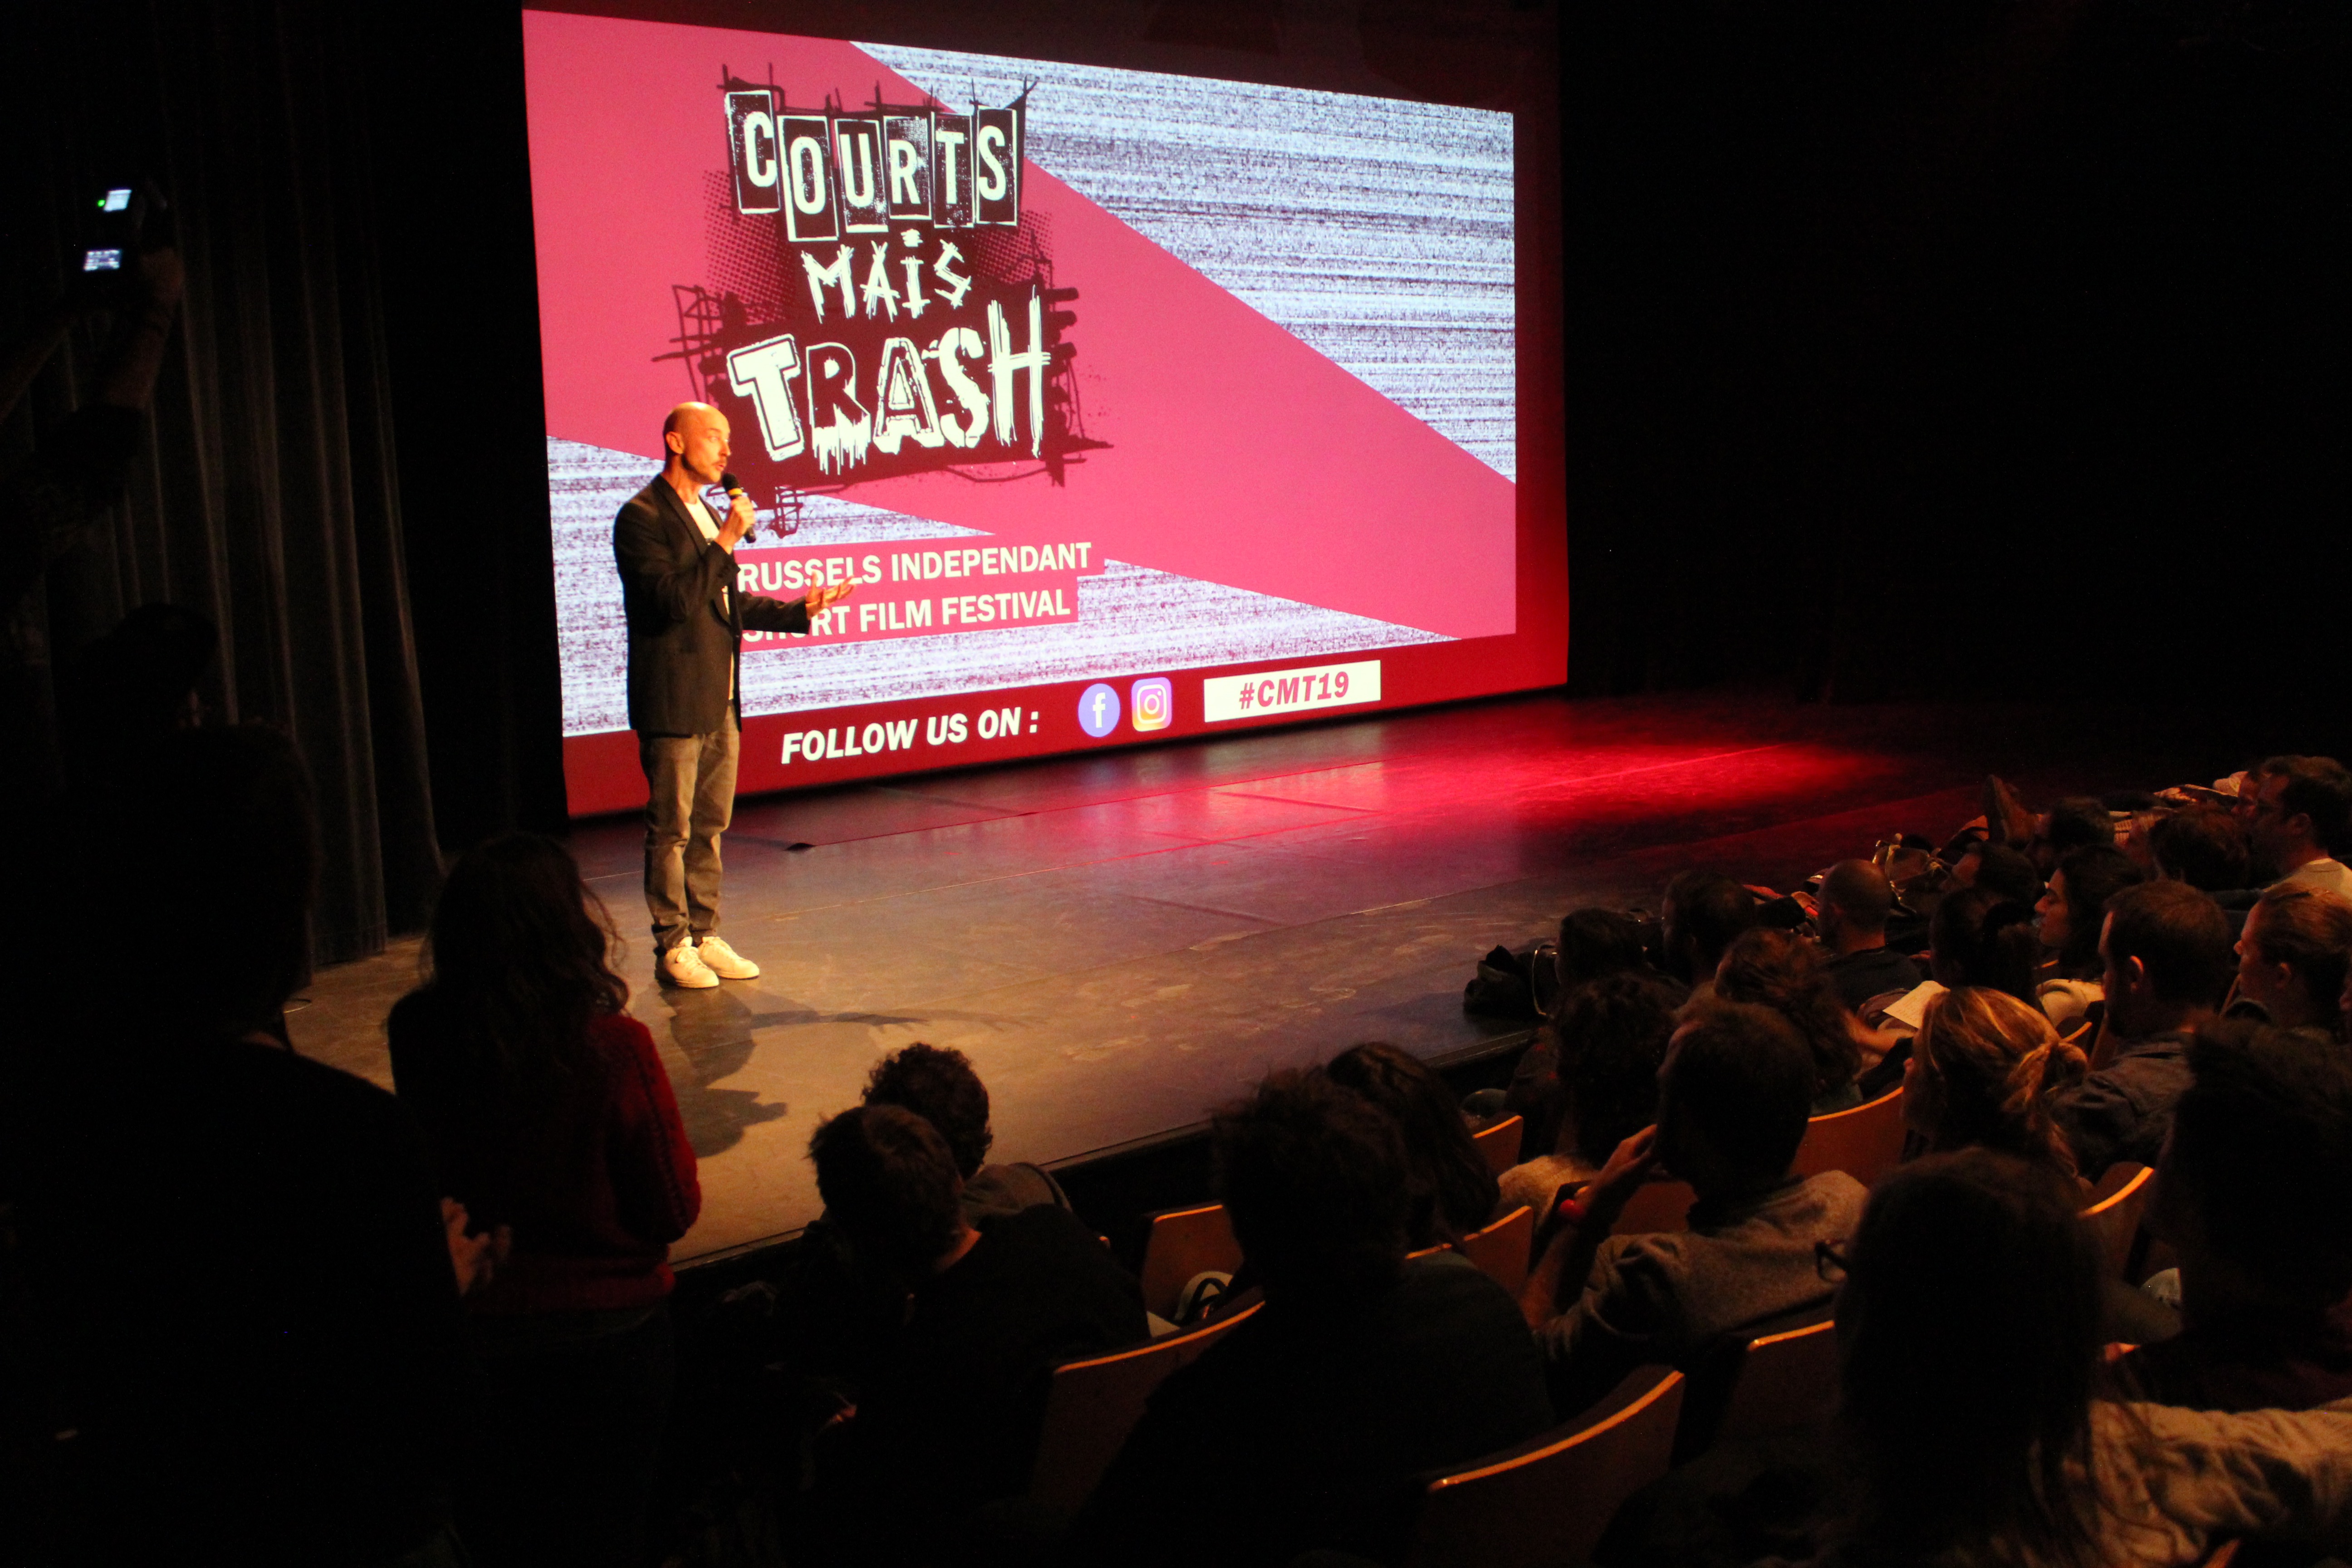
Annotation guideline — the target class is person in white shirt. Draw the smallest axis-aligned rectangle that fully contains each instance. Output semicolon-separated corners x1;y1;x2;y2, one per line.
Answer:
2250;755;2352;900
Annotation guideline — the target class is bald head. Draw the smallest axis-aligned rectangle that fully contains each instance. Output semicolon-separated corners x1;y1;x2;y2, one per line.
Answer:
661;402;731;488
1821;860;1895;937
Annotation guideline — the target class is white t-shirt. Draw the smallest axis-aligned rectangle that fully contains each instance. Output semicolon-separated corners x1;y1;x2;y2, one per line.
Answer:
2279;858;2352;901
686;492;735;697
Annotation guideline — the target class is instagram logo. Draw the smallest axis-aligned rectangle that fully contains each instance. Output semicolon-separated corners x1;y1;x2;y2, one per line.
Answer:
1130;677;1172;731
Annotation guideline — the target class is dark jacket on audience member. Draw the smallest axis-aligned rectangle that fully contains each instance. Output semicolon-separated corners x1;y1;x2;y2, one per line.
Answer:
2049;1029;2196;1180
1538;1171;1868;1419
830;1204;1145;1549
2117;1296;2352;1414
1074;1254;1552;1568
1821;946;1921;1013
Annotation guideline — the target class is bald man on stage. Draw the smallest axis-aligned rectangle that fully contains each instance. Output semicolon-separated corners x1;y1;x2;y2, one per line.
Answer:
612;402;854;989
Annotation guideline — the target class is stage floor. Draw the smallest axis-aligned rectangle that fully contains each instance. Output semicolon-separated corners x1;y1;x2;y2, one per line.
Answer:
288;688;2225;1262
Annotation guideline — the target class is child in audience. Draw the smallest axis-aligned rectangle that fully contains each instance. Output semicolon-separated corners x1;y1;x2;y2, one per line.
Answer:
1495;974;1681;1223
2232;883;2352;1032
1520;1000;1867;1418
1825;1148;2352;1567
389;833;700;1568
1713;929;1866;1112
1328;1042;1499;1246
1901;987;2084;1173
2034;844;2143;1032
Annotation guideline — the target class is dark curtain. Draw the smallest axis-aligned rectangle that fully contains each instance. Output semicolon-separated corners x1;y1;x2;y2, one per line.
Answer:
3;0;442;963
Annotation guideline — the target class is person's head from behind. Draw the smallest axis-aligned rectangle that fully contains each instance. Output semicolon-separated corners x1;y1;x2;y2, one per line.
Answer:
2251;755;2352;870
1655;1000;1813;1200
2036;845;2142;977
1929;887;2041;1001
1815;860;1894;954
1712;928;1861;1100
1661;871;1757;985
101;725;316;1040
2155;1019;2352;1321
809;1102;966;1284
1556;907;1650;990
1326;1042;1496;1241
2036;797;2115;873
1955;840;2042;908
1553;973;1681;1167
1903;987;2083;1173
1836;1150;2103;1564
425;833;628;1085
1214;1069;1409;1302
863;1042;993;1180
2149;805;2251;893
2100;879;2233;1037
2236;884;2352;1033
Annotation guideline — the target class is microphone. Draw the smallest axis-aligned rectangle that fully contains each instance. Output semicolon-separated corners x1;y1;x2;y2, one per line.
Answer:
717;470;753;541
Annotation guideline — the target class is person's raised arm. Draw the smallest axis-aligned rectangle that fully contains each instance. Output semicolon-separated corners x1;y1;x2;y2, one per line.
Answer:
1519;1125;1658;1330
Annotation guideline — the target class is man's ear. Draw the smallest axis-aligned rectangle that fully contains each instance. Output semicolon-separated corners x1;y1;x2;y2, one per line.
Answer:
664;429;685;457
2120;953;2151;998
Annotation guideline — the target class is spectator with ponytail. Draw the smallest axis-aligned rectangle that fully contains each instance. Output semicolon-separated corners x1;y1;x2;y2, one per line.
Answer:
1902;987;2086;1177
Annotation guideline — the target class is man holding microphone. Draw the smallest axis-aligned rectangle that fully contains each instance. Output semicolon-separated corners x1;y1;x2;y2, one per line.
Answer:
613;402;854;989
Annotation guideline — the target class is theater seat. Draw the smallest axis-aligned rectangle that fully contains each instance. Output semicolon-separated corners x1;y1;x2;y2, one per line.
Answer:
2081;1161;2155;1281
1672;1317;1839;1464
1137;1202;1242;1323
1791;1087;1906;1187
1472;1114;1524;1176
1403;1366;1685;1568
1027;1300;1264;1515
1455;1205;1534;1296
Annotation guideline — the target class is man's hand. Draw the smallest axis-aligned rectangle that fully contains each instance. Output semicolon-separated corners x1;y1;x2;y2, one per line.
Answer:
717;490;759;549
805;579;856;615
1580;1125;1661;1226
442;1197;513;1297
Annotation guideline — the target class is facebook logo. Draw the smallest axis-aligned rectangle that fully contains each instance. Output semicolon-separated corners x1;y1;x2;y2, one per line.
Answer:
1077;682;1121;737
1130;677;1172;731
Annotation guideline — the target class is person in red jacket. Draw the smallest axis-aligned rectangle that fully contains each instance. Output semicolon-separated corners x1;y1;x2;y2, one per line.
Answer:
390;833;701;1568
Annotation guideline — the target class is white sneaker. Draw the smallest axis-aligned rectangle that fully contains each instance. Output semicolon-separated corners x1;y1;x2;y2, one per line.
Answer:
661;943;720;989
695;934;760;980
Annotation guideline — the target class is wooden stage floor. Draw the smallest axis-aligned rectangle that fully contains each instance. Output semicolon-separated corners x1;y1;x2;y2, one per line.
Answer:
288;688;2239;1262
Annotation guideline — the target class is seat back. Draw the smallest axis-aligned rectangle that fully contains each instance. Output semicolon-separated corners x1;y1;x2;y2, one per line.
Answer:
1405;1367;1685;1568
1027;1301;1263;1514
2081;1161;2155;1280
1791;1087;1906;1187
1137;1203;1243;1323
1456;1205;1534;1297
1612;1177;1697;1235
1712;1318;1840;1446
1473;1115;1525;1176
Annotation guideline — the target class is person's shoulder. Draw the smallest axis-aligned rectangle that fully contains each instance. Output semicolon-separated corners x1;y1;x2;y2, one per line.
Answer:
614;477;672;526
962;1160;1069;1220
586;1009;656;1054
1796;1168;1870;1223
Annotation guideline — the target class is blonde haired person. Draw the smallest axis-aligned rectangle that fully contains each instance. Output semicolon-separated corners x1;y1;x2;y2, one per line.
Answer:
1904;986;2087;1178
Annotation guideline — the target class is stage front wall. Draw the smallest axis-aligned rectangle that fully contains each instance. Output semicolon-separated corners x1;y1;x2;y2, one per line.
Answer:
521;10;1560;813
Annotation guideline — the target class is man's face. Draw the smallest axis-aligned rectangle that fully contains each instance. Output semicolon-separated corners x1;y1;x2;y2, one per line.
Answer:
2234;904;2277;1014
669;410;732;485
2249;775;2301;862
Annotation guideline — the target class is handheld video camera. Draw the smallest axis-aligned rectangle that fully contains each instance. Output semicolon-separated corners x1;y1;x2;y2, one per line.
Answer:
81;183;170;277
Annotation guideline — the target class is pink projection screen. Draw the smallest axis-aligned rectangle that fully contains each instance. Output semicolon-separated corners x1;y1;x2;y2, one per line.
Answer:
522;11;1560;814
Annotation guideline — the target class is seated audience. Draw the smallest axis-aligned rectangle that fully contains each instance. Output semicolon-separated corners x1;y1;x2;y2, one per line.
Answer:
1813;859;1922;1009
1953;838;2043;907
1928;886;2041;1003
2233;882;2352;1032
1901;986;2084;1172
1827;1148;2352;1568
2118;1019;2352;1412
1075;1071;1551;1568
1520;1000;1867;1418
1661;870;1759;998
1502;915;1684;1158
1496;974;1681;1221
2034;795;2119;876
2249;755;2352;898
863;1041;1070;1220
808;1104;1144;1561
1713;928;1865;1112
1328;1042;1501;1245
2050;880;2233;1179
4;726;469;1566
2034;844;2144;1031
2149;804;2254;893
389;833;699;1568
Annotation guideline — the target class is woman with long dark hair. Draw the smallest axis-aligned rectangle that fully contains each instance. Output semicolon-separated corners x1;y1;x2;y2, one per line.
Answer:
1713;928;1865;1112
1326;1042;1499;1245
390;833;700;1568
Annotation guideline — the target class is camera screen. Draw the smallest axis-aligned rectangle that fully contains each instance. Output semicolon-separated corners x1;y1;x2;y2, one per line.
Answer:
99;188;134;214
83;249;124;272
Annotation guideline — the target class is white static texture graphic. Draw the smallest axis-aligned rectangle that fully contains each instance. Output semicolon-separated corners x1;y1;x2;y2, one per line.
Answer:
862;42;1516;480
551;438;1442;737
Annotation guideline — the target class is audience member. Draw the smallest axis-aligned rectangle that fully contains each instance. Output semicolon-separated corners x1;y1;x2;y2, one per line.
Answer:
389;833;700;1568
1328;1042;1500;1245
863;1042;1070;1220
2050;881;2233;1179
1501;921;1684;1161
2034;795;2118;876
1558;906;1654;988
1953;839;2043;907
1075;1071;1550;1568
1928;887;2041;1003
1661;871;1758;996
2149;804;2254;893
2117;1020;2352;1412
1713;929;1865;1112
1901;987;2084;1173
2250;755;2352;897
1495;975;1681;1222
1826;1149;2352;1568
1520;1000;1867;1418
4;726;470;1566
2034;844;2144;1031
1812;860;1922;1010
2233;883;2352;1032
808;1103;1143;1561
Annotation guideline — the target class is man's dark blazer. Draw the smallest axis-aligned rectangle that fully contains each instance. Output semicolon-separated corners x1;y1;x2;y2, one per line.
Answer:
613;476;811;735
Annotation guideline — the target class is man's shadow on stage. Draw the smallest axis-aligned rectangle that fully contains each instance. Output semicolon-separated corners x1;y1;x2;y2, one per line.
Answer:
645;984;927;1157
